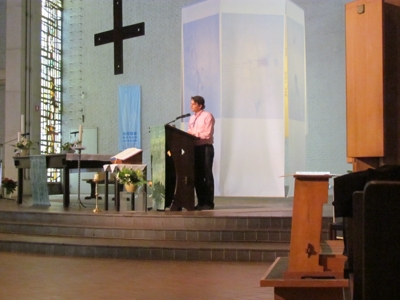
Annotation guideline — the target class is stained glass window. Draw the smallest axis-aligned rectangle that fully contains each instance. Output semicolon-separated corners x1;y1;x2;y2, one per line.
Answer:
41;0;62;182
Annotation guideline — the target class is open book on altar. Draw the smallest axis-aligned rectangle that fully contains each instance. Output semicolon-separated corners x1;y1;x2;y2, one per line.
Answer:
110;147;143;164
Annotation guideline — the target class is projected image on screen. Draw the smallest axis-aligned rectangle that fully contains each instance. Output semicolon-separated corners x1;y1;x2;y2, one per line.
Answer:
183;14;221;118
221;14;284;120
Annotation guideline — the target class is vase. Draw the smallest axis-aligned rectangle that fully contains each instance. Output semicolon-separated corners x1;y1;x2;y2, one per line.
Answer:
62;149;75;154
20;149;29;156
125;183;137;193
4;191;13;199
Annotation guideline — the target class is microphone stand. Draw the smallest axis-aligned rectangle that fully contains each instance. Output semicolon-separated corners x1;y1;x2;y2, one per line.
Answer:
165;114;191;126
165;120;177;126
72;144;86;208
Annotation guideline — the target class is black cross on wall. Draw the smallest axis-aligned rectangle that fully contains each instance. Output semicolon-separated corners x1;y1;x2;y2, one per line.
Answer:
94;0;145;75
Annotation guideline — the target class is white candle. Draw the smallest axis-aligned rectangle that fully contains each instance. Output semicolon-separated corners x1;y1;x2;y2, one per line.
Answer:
17;132;21;142
21;115;25;134
78;125;83;143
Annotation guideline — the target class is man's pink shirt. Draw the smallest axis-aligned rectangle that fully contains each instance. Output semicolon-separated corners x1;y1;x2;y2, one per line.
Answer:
188;110;215;145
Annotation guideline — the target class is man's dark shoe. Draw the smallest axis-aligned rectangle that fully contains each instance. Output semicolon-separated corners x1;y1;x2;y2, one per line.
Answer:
197;204;214;211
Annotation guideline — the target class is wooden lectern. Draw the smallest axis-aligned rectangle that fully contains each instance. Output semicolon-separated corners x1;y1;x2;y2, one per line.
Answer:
284;175;343;279
107;148;143;211
111;148;143;164
260;175;348;300
164;125;199;211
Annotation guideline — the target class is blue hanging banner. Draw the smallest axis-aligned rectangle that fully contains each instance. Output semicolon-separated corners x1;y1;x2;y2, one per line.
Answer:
118;85;141;150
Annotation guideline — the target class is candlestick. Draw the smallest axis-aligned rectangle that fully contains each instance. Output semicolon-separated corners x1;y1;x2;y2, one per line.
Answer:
78;125;83;143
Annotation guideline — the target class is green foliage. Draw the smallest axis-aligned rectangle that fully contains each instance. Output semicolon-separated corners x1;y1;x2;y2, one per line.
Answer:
148;180;165;206
61;142;75;150
116;167;146;185
13;137;34;150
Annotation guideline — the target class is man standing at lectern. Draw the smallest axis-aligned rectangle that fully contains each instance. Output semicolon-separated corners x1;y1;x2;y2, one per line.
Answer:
188;96;215;210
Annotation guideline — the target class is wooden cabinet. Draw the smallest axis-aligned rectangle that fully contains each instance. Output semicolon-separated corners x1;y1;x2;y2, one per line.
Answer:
346;0;400;169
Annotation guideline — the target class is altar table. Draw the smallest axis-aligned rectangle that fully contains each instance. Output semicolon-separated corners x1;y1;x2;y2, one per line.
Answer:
13;153;113;208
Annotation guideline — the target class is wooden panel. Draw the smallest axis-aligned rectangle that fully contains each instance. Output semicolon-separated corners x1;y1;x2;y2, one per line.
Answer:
260;257;349;288
382;2;400;164
385;0;400;6
274;287;345;300
362;182;400;299
346;0;384;157
285;175;330;276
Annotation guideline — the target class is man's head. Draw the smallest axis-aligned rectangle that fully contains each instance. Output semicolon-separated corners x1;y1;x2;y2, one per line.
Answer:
191;96;205;113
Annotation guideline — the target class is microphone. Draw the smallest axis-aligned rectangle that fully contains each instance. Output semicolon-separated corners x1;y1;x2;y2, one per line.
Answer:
175;113;191;120
70;131;79;134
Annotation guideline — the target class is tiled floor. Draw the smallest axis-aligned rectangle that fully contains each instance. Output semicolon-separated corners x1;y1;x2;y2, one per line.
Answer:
0;194;336;299
0;252;274;300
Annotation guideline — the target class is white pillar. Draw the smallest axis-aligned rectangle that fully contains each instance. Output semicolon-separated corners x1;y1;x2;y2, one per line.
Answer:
4;0;42;195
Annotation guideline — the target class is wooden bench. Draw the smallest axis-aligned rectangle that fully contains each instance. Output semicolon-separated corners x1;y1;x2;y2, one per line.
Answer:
260;240;349;300
83;179;143;212
260;174;350;299
328;221;343;240
351;181;400;299
82;172;118;200
82;179;105;199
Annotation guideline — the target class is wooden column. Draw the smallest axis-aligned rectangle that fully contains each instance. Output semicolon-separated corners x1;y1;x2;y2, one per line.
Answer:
346;0;400;171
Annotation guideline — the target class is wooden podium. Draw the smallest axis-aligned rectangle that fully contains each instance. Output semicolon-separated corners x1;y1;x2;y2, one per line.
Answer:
284;175;340;278
260;174;348;300
164;125;199;211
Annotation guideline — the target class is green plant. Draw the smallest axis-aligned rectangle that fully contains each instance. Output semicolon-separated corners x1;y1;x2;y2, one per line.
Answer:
13;137;34;150
148;180;165;205
116;167;147;186
2;177;17;194
61;142;75;150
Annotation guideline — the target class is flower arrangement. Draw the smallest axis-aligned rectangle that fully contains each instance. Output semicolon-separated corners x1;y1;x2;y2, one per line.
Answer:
2;178;17;194
13;137;34;150
116;167;147;186
61;142;75;151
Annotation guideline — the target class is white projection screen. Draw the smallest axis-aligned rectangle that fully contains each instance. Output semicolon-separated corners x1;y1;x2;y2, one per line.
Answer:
182;0;306;198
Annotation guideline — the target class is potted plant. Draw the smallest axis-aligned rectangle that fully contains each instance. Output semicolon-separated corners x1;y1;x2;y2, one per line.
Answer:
61;142;75;153
148;180;165;207
116;167;147;192
2;177;17;197
12;137;34;156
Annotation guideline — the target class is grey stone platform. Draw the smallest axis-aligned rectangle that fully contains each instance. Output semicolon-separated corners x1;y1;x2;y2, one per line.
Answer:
0;195;336;262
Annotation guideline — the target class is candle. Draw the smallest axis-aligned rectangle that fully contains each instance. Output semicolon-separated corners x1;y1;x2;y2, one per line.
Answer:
21;115;25;134
78;125;83;143
17;132;21;142
94;173;99;181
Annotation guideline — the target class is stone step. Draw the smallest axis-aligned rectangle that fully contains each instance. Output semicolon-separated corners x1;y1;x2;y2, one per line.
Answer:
0;232;290;262
0;209;334;262
0;221;292;242
0;211;332;231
